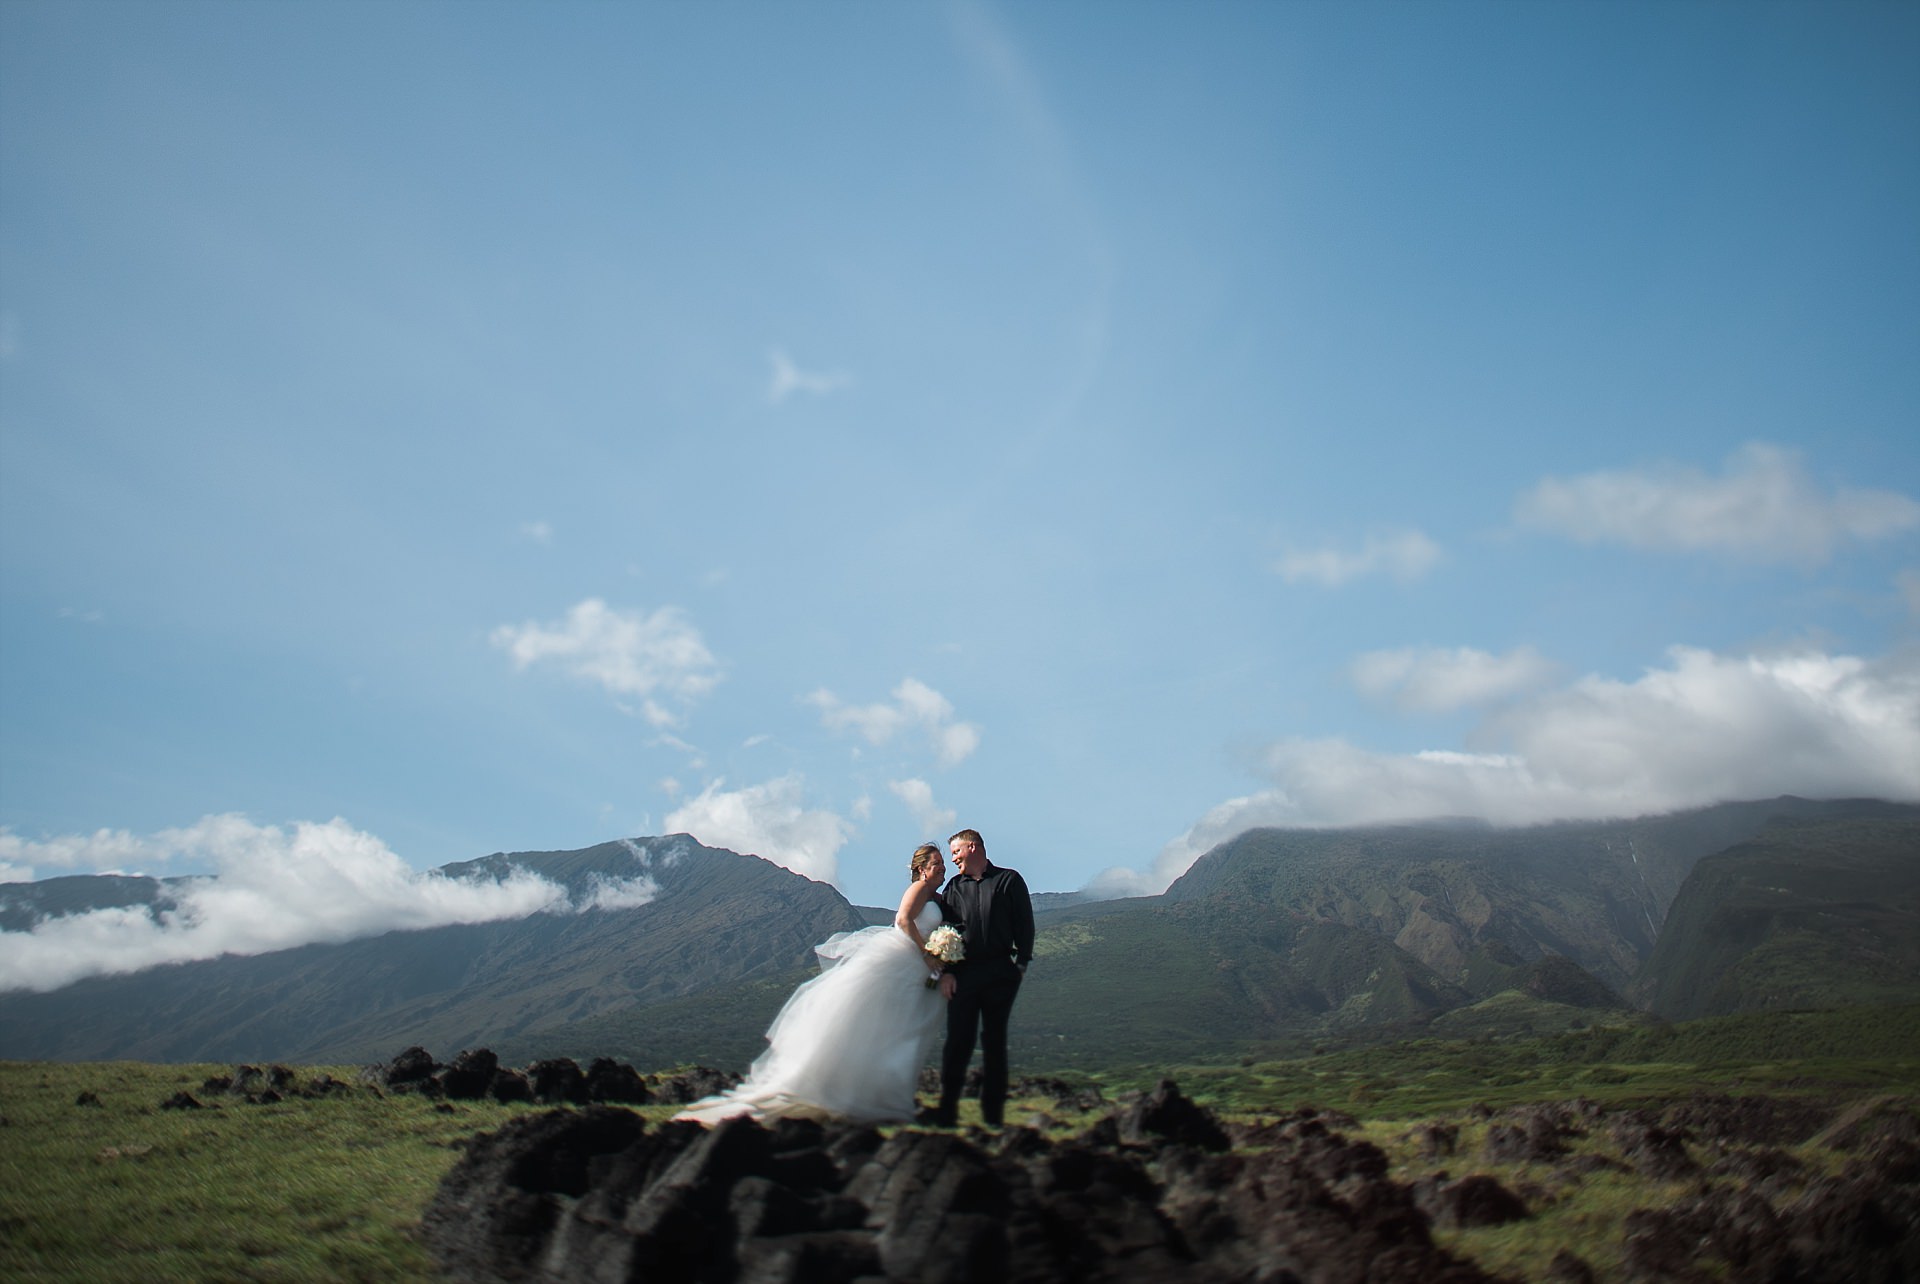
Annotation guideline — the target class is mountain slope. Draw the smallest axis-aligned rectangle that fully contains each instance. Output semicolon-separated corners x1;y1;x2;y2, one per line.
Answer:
1158;798;1914;995
0;836;869;1063
1630;814;1920;1019
4;799;1916;1070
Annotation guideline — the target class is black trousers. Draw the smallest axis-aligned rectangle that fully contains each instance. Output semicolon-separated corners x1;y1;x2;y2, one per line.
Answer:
939;966;1022;1125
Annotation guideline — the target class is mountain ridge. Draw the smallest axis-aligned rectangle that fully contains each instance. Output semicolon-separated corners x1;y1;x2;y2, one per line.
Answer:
3;798;1915;1068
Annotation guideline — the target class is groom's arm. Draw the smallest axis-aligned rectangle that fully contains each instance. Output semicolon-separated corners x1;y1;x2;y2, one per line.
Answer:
1008;871;1034;970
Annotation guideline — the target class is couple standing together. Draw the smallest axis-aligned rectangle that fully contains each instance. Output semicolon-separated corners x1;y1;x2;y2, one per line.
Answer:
679;828;1035;1128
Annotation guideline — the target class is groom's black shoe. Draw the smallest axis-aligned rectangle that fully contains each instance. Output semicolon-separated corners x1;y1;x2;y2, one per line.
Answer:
913;1106;957;1128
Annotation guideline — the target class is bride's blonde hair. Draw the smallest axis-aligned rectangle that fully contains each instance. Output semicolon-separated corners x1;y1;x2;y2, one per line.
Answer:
909;843;941;879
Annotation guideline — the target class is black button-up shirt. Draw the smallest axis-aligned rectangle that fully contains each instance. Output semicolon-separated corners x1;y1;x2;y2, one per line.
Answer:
942;863;1035;974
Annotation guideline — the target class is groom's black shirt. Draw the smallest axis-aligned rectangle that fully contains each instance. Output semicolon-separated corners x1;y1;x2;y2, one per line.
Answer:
943;863;1034;974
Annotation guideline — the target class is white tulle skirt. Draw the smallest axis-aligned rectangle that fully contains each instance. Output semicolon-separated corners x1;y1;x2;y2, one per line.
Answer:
675;911;945;1125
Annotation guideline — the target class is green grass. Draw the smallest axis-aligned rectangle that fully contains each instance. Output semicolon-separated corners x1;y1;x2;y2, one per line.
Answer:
1094;1001;1920;1115
0;1062;539;1282
6;1003;1919;1281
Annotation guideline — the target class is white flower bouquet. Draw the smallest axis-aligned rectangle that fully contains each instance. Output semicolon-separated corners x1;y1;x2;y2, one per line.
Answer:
924;924;964;985
925;924;965;964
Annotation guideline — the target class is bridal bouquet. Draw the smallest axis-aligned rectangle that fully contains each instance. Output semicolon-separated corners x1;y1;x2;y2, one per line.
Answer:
924;924;964;987
925;924;965;964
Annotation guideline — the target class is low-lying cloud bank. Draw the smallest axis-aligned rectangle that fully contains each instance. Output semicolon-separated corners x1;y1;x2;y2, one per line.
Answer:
1091;644;1920;898
0;815;658;994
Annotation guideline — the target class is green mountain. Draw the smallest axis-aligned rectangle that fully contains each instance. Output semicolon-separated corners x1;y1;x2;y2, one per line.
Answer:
2;798;1915;1069
1630;813;1920;1019
0;836;872;1064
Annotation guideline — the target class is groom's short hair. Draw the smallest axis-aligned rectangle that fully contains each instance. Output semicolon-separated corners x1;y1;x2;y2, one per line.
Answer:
949;828;985;858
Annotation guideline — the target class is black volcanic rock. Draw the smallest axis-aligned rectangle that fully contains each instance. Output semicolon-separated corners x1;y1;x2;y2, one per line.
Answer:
420;1085;1497;1284
369;1045;439;1091
1117;1080;1231;1152
647;1065;740;1105
439;1048;500;1100
1412;1173;1529;1228
527;1058;589;1104
584;1057;650;1104
422;1105;648;1283
1609;1118;1699;1181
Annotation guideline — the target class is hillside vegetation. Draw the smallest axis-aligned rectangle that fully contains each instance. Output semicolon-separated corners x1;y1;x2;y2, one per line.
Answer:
1632;815;1920;1018
2;799;1916;1071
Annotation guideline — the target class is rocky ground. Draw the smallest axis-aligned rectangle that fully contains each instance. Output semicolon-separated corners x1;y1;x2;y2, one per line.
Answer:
414;1070;1920;1284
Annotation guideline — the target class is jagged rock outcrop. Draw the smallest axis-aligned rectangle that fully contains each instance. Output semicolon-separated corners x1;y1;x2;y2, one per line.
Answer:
201;1063;357;1104
357;1045;697;1106
419;1082;1499;1283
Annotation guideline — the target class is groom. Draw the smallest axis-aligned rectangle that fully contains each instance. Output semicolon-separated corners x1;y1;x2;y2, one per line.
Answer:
932;827;1034;1127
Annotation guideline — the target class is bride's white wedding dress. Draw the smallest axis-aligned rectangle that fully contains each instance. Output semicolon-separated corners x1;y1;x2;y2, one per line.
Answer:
675;900;945;1125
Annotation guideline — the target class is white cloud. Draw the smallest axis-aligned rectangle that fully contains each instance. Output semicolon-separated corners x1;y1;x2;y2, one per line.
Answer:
519;520;554;544
807;677;981;768
1515;442;1920;566
1097;643;1920;897
576;873;661;912
0;815;639;994
1276;530;1442;587
492;599;720;727
888;778;957;837
651;733;707;770
663;775;850;886
1350;645;1558;712
767;348;852;405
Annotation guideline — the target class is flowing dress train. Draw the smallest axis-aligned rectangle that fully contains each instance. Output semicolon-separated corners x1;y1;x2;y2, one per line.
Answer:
675;900;945;1124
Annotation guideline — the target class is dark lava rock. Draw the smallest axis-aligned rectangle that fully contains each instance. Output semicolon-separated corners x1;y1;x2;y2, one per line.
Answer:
365;1045;440;1092
584;1057;651;1105
74;1091;102;1108
489;1069;533;1104
421;1084;1498;1284
1482;1103;1581;1164
439;1048;501;1100
159;1092;204;1110
300;1073;355;1099
1412;1173;1529;1228
1404;1121;1460;1160
1117;1080;1231;1153
1609;1119;1699;1181
1659;1092;1831;1147
1821;1097;1920;1152
1616;1143;1920;1284
216;1063;304;1103
1705;1143;1804;1188
1544;1248;1598;1283
526;1058;589;1105
647;1065;741;1105
421;1105;649;1283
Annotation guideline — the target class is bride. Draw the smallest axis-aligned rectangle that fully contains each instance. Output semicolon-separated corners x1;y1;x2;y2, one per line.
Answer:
675;843;950;1125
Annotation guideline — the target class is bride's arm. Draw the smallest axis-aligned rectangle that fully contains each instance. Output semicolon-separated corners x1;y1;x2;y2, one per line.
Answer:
894;880;932;950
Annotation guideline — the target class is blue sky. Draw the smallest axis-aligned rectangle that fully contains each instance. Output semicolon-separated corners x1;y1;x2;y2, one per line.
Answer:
2;0;1917;972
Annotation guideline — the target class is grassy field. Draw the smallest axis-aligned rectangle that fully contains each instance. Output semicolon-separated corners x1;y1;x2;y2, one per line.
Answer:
1142;1003;1920;1118
4;1004;1918;1281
